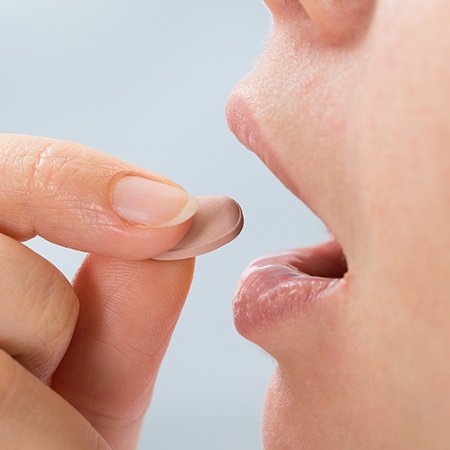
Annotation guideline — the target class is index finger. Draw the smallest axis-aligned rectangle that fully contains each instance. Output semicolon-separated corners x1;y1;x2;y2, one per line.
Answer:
0;134;198;260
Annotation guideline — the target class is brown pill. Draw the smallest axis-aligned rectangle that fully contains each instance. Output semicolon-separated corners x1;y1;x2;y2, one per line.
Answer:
153;196;243;261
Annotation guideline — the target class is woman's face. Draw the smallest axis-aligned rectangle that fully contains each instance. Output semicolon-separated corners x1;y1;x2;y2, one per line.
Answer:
227;0;450;448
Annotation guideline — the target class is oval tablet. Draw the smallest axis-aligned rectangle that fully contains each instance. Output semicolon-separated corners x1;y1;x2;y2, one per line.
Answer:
153;196;243;261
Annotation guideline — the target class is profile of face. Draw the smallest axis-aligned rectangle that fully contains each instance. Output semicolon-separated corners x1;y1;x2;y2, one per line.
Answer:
227;1;450;448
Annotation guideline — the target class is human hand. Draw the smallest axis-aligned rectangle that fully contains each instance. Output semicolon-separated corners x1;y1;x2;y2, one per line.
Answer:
0;134;197;449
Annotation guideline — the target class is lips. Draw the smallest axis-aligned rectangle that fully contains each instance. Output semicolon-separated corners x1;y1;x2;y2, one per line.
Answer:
225;94;299;197
233;240;348;339
227;93;349;342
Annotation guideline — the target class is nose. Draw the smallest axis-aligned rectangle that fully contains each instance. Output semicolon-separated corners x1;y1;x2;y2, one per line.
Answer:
264;0;375;43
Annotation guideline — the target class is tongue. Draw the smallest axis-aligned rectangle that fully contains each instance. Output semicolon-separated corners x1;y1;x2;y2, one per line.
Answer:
258;240;347;279
289;240;347;279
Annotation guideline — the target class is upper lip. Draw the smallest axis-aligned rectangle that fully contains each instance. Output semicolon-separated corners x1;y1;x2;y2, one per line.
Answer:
227;92;351;346
226;91;351;271
226;92;309;209
226;94;273;169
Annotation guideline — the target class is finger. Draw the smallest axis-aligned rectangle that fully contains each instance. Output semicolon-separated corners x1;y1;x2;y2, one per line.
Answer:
0;350;110;449
52;254;195;450
0;134;198;260
0;233;78;384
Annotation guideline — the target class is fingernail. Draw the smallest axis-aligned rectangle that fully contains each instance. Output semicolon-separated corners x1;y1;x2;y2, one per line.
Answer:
112;176;198;227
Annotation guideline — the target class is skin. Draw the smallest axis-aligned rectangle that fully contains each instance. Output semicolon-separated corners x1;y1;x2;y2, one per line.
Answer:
0;134;195;449
226;0;450;448
3;1;450;449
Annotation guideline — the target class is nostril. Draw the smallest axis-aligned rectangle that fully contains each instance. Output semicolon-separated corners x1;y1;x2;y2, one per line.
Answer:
262;0;306;19
309;0;375;42
266;0;374;44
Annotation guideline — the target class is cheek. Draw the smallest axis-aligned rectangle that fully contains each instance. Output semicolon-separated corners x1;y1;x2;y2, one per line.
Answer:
352;2;450;276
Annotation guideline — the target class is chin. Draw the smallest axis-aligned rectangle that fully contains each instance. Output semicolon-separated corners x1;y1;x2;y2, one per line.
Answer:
262;368;351;450
263;368;321;450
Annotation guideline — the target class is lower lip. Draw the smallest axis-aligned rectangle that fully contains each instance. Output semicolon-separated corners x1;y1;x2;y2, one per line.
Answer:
233;245;346;338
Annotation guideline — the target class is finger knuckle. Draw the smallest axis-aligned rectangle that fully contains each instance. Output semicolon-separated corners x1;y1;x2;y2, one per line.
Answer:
0;236;79;381
17;258;80;379
25;140;84;195
32;264;80;361
0;350;22;421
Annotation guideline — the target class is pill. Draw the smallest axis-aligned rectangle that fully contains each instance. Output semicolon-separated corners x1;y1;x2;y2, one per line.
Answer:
153;196;243;261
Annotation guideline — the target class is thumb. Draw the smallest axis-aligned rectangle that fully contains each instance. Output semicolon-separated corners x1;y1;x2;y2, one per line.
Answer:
0;134;198;259
52;254;195;450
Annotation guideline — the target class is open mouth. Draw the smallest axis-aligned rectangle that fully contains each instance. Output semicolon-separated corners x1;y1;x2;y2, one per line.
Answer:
233;238;349;336
285;238;348;279
226;93;351;338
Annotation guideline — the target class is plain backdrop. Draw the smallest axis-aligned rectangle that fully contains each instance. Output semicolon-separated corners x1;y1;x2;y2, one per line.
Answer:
0;1;328;449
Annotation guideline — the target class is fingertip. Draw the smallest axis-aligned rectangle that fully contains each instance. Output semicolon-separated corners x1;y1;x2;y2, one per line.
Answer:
110;175;199;228
0;134;198;261
90;216;195;261
55;253;196;448
72;253;195;330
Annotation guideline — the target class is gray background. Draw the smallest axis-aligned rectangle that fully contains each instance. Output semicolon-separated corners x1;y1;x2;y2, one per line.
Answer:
0;1;327;449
